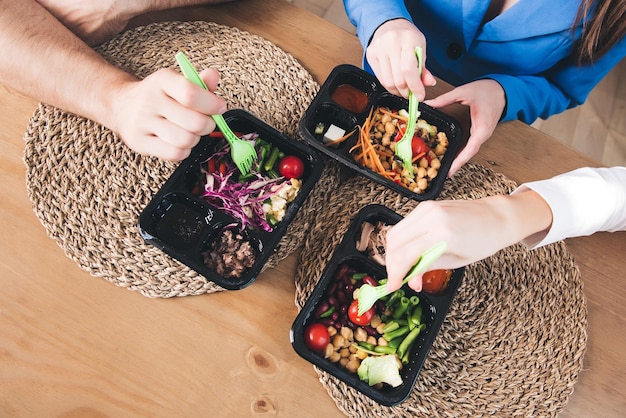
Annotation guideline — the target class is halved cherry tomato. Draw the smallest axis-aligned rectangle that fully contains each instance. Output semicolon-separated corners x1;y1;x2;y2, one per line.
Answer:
347;299;374;326
304;323;330;352
421;269;452;294
278;155;305;179
411;136;429;157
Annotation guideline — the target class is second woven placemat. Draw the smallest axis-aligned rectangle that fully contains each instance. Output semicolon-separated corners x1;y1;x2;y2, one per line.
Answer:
295;163;587;417
22;21;341;297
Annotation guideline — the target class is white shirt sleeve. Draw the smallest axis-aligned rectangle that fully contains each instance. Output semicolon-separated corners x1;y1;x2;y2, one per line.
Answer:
511;166;626;248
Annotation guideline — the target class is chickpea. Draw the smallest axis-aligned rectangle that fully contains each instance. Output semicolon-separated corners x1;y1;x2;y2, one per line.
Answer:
427;167;438;179
437;132;449;147
339;348;351;358
417;166;427;178
373;130;383;140
329;351;341;363
376;123;385;133
346;359;361;374
434;144;447;156
327;326;337;337
381;113;392;124
324;343;334;359
354;327;367;342
381;135;391;147
332;334;345;349
378;337;388;346
389;142;396;152
349;353;359;362
431;158;441;170
340;326;353;342
381;160;391;170
417;178;428;191
339;357;349;368
384;122;395;135
366;335;377;346
419;157;429;168
370;315;382;328
375;323;386;334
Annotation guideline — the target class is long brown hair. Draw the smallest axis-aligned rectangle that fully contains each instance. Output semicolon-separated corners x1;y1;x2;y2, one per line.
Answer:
574;0;626;64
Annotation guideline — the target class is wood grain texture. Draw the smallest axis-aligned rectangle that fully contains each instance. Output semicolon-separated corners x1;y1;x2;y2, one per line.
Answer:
1;1;625;416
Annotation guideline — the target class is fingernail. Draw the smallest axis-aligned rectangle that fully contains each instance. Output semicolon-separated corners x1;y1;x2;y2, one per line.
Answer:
431;79;437;86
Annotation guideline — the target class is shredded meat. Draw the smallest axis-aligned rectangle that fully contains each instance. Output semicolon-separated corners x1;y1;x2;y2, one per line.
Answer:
356;221;390;266
202;229;256;279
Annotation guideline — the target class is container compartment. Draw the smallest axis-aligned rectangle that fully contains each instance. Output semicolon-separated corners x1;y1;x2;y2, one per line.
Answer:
299;64;463;201
291;204;464;406
139;109;324;290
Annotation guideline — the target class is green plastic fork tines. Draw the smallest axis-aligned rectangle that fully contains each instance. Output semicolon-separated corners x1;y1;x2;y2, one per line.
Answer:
394;46;424;180
175;51;257;175
356;241;446;316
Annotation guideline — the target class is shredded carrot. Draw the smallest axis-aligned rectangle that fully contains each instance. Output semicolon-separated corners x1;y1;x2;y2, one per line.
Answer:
379;107;408;122
412;151;426;162
323;128;357;146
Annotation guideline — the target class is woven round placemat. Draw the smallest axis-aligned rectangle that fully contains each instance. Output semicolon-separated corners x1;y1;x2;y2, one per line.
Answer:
22;21;342;297
295;163;587;417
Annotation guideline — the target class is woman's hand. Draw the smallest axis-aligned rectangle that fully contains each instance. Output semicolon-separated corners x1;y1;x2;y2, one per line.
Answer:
425;79;506;176
110;68;227;161
383;190;552;292
366;19;437;99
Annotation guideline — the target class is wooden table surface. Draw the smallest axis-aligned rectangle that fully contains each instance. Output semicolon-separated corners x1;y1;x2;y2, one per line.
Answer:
1;1;624;416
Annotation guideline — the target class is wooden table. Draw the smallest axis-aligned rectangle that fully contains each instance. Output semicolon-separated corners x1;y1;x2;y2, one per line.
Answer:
1;1;624;416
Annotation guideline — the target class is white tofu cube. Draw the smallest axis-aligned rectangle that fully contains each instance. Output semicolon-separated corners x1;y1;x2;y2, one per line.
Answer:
323;124;346;144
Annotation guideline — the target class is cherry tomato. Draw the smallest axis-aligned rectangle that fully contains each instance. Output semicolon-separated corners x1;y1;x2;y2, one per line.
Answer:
347;300;374;326
278;155;305;179
304;323;330;352
421;269;452;294
411;135;429;157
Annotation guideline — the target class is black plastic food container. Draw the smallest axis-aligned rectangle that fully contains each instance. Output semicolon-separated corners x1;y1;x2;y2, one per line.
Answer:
299;64;463;201
290;204;464;406
139;109;324;290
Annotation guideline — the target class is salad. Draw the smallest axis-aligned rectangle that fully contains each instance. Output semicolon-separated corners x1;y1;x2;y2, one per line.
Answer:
192;132;305;232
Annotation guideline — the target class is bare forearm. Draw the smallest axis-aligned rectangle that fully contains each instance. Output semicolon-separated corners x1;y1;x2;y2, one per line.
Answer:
0;0;135;129
124;0;236;16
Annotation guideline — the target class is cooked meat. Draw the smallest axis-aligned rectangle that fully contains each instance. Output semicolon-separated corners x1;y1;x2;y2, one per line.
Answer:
202;229;256;279
356;221;390;266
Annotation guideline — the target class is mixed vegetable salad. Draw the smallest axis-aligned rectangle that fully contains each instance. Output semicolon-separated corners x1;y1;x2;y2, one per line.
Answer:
303;263;427;389
192;131;305;232
348;106;449;194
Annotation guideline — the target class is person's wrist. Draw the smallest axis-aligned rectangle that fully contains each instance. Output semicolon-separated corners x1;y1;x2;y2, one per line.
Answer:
501;189;553;243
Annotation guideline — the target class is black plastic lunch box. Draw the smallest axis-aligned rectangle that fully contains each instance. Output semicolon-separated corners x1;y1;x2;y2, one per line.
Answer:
299;64;463;201
290;204;464;406
139;109;324;290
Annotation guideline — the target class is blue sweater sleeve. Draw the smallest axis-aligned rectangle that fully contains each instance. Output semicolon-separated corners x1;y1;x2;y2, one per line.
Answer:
489;37;626;123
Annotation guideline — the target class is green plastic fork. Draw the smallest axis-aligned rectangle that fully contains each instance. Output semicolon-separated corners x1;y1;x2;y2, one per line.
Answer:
175;52;257;175
394;46;424;180
356;241;446;315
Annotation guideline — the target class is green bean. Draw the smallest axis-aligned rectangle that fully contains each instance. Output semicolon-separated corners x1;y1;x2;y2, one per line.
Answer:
352;272;367;280
383;325;409;341
319;306;335;318
385;289;405;308
397;324;425;362
387;336;404;349
374;345;397;355
358;341;375;351
410;305;423;326
392;296;410;319
381;321;399;334
409;295;420;306
264;147;281;171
